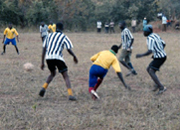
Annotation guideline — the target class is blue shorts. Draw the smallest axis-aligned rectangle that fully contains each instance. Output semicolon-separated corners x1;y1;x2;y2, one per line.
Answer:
89;64;108;87
4;38;16;46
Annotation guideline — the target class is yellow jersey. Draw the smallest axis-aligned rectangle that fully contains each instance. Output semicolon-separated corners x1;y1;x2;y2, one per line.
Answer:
91;50;121;72
48;24;56;32
4;27;18;39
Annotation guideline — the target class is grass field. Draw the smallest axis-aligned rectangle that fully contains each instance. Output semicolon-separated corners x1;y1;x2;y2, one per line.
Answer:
0;31;179;130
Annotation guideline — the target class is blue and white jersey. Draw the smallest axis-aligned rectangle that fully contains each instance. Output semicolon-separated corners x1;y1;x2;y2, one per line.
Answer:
147;33;166;58
121;28;134;49
43;32;73;61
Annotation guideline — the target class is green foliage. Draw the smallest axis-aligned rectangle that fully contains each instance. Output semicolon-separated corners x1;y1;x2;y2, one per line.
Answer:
0;0;179;30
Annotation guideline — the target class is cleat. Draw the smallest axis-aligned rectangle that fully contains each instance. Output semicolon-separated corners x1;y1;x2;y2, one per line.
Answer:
157;87;167;95
39;88;46;97
91;90;100;99
68;95;76;101
132;70;137;75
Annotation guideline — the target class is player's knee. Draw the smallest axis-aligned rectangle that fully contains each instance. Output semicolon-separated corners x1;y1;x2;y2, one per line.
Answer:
146;67;150;73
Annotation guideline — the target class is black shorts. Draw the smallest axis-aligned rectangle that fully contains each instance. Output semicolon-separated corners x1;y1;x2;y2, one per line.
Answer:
46;59;68;73
149;57;166;71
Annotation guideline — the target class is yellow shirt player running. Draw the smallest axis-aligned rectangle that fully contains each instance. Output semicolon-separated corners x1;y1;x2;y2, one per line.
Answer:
88;45;131;100
2;23;19;55
48;21;56;33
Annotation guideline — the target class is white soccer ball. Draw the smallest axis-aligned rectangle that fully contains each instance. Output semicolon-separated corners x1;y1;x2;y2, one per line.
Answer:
23;62;34;71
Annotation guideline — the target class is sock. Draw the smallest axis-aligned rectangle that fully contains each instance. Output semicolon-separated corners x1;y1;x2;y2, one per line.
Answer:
94;79;103;91
42;83;48;89
89;87;94;93
67;88;73;96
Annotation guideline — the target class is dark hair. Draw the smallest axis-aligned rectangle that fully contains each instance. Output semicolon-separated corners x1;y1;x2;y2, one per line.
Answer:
56;22;63;31
111;45;119;53
119;21;126;27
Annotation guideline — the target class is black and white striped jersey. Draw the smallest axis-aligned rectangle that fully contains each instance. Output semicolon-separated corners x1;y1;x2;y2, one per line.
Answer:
121;28;134;49
147;33;166;58
43;32;73;61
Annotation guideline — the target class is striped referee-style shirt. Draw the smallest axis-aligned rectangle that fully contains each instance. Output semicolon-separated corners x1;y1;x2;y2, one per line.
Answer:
121;28;134;49
147;33;166;58
43;32;73;61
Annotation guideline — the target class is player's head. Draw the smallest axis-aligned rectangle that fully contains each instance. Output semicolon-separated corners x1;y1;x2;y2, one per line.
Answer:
50;21;53;25
56;22;63;32
8;23;12;29
41;22;45;27
143;25;153;37
111;45;119;54
119;21;126;30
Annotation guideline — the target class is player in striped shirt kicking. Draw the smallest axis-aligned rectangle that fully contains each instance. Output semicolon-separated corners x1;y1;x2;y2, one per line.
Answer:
39;22;78;101
136;25;167;95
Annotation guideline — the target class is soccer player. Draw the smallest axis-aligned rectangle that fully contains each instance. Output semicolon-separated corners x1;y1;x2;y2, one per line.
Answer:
136;25;167;95
89;45;130;100
40;22;48;42
118;21;137;76
48;21;56;33
39;22;78;101
2;23;19;55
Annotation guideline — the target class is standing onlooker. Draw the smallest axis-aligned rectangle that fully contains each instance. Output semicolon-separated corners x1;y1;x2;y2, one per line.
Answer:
143;17;147;29
97;21;102;33
105;21;109;33
1;23;19;55
40;22;48;42
48;21;56;33
131;19;137;33
162;15;167;31
109;20;115;33
118;21;137;76
136;25;167;94
39;22;78;101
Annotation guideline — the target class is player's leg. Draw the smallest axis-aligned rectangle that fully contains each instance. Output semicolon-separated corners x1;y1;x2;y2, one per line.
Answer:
147;58;167;94
39;60;56;97
119;49;132;70
55;60;76;101
11;38;19;55
89;65;108;99
1;38;10;55
94;78;103;91
14;45;19;55
126;52;137;75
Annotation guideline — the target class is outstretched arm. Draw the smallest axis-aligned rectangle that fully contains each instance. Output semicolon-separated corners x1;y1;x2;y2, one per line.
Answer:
41;47;46;70
2;35;6;44
136;50;152;58
128;38;134;48
16;35;19;42
117;72;131;90
67;49;78;64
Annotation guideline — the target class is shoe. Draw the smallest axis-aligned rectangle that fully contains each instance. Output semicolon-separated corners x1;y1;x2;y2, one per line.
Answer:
132;70;137;75
1;52;4;55
126;70;137;77
91;90;100;99
69;95;76;101
157;87;167;95
39;88;46;97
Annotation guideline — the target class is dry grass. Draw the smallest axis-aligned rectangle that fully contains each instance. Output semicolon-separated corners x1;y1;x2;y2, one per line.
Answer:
0;31;179;130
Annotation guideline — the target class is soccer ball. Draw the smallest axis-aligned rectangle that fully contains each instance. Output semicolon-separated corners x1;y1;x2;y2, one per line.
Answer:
23;62;34;71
